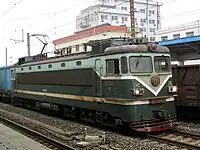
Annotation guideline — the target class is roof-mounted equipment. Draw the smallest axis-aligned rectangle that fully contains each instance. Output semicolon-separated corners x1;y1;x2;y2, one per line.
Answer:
133;37;148;44
148;42;158;52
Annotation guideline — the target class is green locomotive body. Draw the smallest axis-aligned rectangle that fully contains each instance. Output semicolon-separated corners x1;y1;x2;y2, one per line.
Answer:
12;37;177;132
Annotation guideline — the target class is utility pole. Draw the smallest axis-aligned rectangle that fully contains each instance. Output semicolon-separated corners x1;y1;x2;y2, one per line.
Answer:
27;33;31;56
5;47;8;66
130;0;135;37
22;29;24;42
146;0;149;39
156;2;159;29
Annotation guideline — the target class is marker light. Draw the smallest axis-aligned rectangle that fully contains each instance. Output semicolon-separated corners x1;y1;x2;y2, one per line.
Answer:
132;88;144;96
168;86;177;93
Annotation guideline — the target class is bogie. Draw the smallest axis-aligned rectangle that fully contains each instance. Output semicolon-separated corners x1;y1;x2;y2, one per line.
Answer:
11;96;123;129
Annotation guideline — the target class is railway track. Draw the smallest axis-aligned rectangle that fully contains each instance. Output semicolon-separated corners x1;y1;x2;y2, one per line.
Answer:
0;116;76;150
147;129;200;150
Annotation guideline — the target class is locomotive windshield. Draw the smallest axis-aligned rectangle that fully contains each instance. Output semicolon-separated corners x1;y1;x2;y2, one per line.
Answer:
154;56;171;73
129;56;153;73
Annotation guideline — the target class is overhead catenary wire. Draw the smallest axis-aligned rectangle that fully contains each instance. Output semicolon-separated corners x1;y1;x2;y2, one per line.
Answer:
7;7;73;21
40;0;176;34
0;0;23;18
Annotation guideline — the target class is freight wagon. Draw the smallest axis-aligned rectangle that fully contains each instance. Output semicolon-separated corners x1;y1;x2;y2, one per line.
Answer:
0;65;14;98
172;64;200;120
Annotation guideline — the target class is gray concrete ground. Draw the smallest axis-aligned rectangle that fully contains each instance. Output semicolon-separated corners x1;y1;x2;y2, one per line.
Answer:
0;123;51;150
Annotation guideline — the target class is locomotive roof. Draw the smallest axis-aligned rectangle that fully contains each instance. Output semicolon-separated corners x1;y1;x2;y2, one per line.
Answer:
18;37;170;66
104;44;170;54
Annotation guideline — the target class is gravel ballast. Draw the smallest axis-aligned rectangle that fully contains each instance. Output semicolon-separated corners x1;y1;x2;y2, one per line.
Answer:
175;121;200;135
0;102;184;150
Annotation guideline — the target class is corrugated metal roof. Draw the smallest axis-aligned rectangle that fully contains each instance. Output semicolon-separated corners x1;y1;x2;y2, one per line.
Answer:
157;35;200;46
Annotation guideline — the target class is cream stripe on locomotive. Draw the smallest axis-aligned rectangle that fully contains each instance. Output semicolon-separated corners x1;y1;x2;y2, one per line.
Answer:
14;89;175;105
93;68;172;96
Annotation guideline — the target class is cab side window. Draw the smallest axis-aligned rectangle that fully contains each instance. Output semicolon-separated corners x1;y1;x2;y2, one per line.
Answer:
106;59;120;75
121;56;128;74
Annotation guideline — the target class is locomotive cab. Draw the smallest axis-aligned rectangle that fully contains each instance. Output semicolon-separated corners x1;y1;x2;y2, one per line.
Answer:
101;39;177;132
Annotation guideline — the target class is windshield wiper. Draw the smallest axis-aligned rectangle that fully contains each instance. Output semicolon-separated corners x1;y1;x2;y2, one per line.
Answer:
135;55;142;69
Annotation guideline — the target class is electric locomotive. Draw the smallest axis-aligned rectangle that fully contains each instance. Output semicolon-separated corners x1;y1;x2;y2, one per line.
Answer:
11;37;177;132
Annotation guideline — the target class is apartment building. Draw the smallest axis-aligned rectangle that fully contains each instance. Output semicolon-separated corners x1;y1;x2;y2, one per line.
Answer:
155;20;200;41
76;0;162;41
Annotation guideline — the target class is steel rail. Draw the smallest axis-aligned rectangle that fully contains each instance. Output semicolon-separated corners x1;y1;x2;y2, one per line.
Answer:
147;130;200;150
0;116;76;150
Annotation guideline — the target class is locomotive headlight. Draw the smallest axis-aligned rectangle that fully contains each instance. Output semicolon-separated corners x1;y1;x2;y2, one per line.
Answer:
132;88;144;96
135;89;140;95
168;85;177;93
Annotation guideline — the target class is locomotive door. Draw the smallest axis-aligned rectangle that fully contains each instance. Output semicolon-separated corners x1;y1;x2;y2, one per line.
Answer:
95;59;102;97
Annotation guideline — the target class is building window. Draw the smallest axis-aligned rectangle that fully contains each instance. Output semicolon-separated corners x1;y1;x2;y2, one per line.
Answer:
21;68;24;71
122;17;128;22
29;67;32;70
173;34;180;39
161;36;168;41
101;15;108;20
38;66;41;69
150;28;155;33
141;28;146;32
76;45;79;52
121;6;127;11
61;63;65;67
149;10;155;15
112;16;118;21
135;18;137;22
76;61;82;66
140;9;145;13
149;20;155;24
48;64;52;68
150;37;155;41
134;8;137;12
140;19;146;23
186;31;194;37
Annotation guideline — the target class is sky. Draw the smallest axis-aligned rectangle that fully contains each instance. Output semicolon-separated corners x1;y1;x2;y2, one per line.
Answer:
0;0;199;66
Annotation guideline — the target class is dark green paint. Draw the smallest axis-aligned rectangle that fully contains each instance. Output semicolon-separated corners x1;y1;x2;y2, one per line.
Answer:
17;77;173;101
102;78;174;99
14;92;176;121
17;84;93;97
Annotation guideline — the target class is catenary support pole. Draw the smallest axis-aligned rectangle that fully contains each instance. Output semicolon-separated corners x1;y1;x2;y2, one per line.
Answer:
130;0;135;37
27;33;30;56
5;47;7;66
